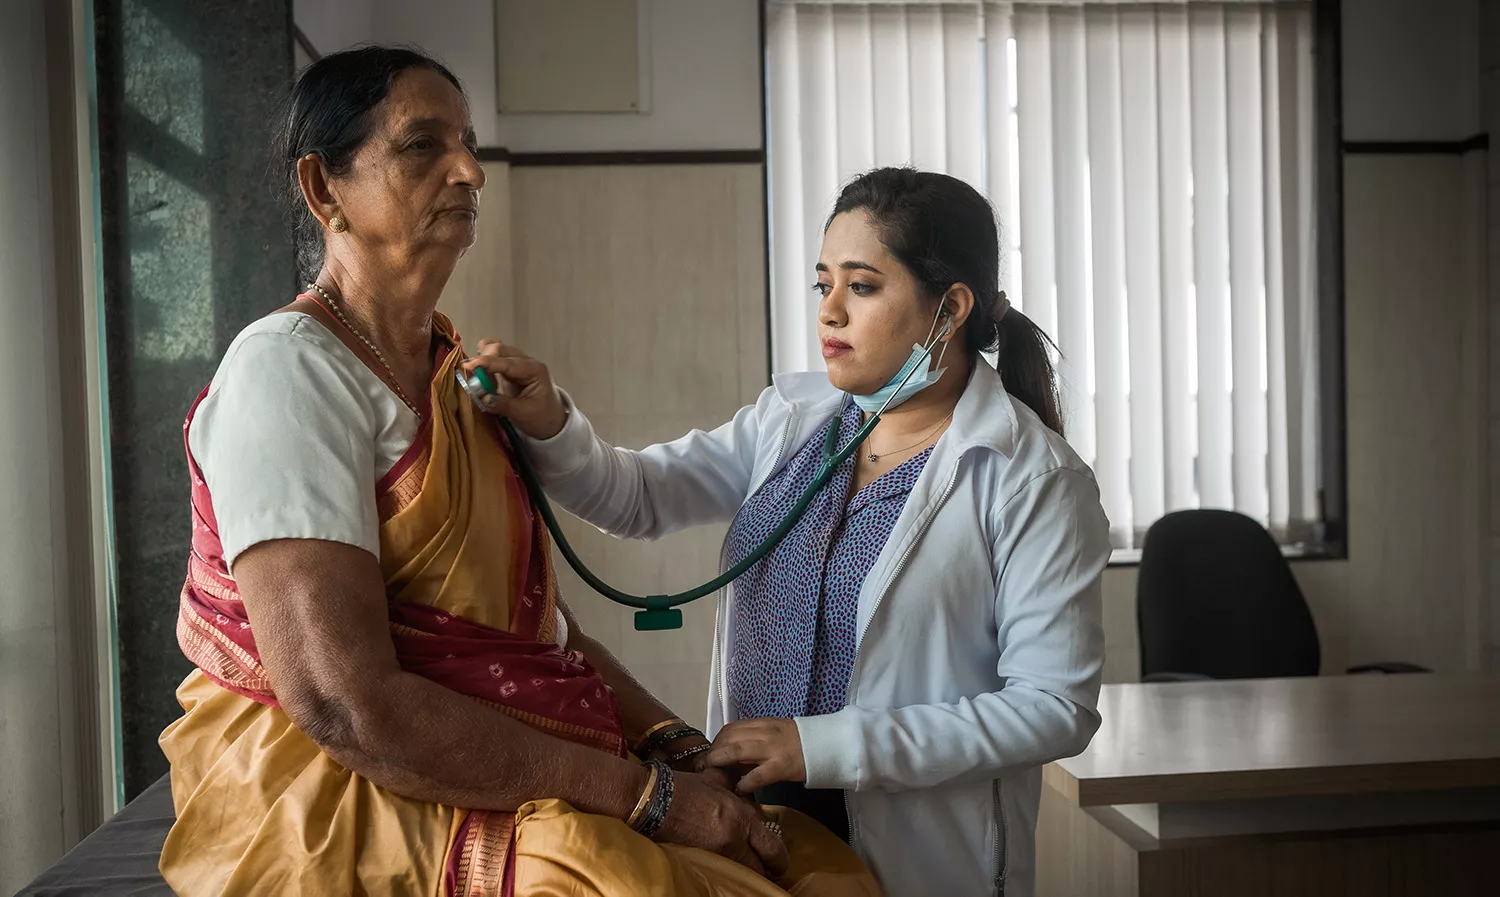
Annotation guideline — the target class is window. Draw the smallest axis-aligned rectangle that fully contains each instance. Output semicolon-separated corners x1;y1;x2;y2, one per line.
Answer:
766;0;1329;553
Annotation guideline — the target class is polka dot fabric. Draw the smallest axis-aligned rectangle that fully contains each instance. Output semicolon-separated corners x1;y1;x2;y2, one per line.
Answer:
727;400;932;720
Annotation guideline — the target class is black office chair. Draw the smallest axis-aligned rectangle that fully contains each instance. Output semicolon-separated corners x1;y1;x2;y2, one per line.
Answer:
1136;510;1427;682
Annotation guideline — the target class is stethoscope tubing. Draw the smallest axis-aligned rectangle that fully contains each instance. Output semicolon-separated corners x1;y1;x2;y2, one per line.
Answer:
459;326;948;627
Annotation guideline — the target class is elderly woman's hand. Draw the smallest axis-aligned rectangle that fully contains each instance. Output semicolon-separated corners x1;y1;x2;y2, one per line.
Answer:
660;771;790;880
461;339;568;439
703;719;807;794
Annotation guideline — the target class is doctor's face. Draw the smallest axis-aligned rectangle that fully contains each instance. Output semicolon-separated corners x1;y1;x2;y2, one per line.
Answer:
815;209;942;396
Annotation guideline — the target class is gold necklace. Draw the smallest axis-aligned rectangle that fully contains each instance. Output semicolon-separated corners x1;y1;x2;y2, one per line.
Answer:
305;282;422;416
864;410;954;463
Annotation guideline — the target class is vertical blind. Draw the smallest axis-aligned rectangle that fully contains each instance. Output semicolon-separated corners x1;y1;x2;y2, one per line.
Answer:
767;0;1321;550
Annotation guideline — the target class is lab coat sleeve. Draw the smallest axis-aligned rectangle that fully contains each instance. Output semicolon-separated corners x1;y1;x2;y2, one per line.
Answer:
517;386;773;541
795;468;1109;792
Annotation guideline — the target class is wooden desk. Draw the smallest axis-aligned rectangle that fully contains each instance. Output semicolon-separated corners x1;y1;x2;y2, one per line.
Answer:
1038;674;1500;897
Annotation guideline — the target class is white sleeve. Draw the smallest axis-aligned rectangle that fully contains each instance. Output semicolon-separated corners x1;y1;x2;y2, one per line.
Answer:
516;386;774;541
796;468;1110;792
189;325;380;569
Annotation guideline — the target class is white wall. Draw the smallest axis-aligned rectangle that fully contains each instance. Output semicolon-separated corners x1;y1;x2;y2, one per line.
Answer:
1;1;74;889
1342;0;1481;141
294;0;374;58
367;0;762;151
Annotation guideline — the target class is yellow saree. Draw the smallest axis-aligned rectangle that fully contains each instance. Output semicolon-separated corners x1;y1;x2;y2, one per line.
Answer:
159;300;881;896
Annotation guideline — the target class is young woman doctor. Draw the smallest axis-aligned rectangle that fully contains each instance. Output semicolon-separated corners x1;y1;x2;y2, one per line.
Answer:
464;168;1111;897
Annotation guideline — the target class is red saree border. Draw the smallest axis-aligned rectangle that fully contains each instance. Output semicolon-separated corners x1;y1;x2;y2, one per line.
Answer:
176;588;275;701
450;811;517;897
531;531;560;647
376;434;431;520
475;695;626;758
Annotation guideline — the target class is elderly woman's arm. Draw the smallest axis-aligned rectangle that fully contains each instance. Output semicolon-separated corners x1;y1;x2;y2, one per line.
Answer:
555;597;728;783
234;538;786;875
237;538;641;812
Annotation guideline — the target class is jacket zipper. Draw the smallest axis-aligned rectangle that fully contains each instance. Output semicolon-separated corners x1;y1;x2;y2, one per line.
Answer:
715;408;800;721
993;779;1008;896
841;455;965;844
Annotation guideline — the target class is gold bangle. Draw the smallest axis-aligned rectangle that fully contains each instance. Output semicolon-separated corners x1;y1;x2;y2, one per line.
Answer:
625;763;659;829
633;718;686;753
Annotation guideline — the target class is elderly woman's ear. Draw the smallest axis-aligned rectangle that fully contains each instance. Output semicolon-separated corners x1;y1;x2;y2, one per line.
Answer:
296;152;344;234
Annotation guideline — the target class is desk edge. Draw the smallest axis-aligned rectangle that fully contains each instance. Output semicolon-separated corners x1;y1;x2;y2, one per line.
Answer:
1064;757;1500;806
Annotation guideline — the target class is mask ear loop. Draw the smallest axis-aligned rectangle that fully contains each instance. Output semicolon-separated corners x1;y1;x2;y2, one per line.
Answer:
923;300;954;375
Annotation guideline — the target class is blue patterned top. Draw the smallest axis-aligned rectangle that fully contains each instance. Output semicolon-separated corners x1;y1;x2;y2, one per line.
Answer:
726;400;932;720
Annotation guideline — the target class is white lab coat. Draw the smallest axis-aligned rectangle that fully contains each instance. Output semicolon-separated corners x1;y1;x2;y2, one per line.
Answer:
523;360;1110;897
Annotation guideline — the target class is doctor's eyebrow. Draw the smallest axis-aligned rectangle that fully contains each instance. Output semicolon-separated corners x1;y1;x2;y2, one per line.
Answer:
815;261;885;275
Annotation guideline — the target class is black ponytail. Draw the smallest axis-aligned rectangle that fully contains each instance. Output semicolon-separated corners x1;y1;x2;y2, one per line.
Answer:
828;167;1065;436
993;307;1064;436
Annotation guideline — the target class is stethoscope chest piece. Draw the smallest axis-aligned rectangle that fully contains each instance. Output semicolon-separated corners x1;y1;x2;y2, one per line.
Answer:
456;365;496;406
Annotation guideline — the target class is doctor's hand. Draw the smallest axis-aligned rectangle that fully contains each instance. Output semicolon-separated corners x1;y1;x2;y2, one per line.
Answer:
704;719;807;794
461;339;568;440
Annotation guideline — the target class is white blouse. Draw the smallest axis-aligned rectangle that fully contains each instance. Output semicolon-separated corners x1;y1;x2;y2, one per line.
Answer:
190;312;567;646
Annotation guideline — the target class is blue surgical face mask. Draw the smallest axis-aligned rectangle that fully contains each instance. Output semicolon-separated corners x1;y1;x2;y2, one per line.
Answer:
851;305;953;414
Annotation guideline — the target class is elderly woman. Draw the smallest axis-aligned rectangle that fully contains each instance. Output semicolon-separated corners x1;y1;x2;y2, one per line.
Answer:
158;46;878;896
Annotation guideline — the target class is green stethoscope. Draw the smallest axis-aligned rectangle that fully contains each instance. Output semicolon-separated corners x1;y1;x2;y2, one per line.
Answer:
457;330;948;631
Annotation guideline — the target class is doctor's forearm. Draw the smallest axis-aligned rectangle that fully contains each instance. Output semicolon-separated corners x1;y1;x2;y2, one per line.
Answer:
799;690;1100;792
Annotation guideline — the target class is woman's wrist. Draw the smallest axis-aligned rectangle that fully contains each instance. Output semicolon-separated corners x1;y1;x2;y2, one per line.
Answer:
611;759;654;823
657;737;712;770
631;717;683;752
631;717;706;760
626;759;675;839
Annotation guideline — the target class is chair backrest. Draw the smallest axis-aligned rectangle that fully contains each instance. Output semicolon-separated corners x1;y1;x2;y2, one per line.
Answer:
1137;509;1320;679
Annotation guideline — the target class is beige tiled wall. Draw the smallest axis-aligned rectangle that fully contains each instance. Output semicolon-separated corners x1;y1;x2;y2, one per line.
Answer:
1341;152;1488;674
444;160;516;345
444;162;768;727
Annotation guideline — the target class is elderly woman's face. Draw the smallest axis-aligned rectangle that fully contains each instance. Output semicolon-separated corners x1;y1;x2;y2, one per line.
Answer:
335;67;484;267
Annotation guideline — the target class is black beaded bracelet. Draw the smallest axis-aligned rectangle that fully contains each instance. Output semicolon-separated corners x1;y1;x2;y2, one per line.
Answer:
631;759;675;840
634;725;704;760
667;742;713;765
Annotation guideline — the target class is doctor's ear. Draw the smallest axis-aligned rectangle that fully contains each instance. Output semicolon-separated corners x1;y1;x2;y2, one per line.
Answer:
939;284;976;335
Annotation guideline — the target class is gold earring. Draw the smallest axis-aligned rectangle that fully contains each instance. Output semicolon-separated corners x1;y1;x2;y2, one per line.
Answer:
329;215;347;233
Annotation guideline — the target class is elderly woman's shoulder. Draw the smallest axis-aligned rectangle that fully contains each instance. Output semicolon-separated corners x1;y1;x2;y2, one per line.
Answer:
190;308;391;465
211;310;362;387
227;308;335;347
